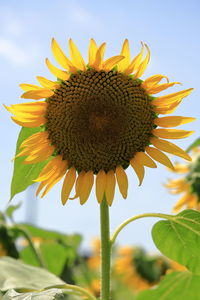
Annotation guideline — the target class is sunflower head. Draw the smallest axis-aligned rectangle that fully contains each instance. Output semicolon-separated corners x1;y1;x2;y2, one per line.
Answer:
6;38;195;206
166;147;200;212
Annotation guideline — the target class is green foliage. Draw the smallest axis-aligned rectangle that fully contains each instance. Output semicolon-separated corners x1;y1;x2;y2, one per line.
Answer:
5;203;22;220
152;209;200;274
186;137;200;152
3;288;66;300
0;225;19;258
133;248;169;283
136;271;200;300
10;127;48;200
19;223;81;249
0;257;65;292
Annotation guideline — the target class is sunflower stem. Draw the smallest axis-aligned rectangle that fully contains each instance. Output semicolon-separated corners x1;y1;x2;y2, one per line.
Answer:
100;196;111;300
110;212;174;247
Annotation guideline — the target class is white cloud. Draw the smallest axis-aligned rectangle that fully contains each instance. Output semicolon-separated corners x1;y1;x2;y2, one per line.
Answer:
0;38;32;66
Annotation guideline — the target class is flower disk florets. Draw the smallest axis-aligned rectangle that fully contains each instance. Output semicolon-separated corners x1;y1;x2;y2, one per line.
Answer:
45;69;156;173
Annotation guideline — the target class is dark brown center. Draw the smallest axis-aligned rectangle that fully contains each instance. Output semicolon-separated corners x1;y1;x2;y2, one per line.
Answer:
45;69;156;173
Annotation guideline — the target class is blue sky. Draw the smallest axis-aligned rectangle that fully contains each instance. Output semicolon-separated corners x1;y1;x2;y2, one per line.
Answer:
0;0;200;251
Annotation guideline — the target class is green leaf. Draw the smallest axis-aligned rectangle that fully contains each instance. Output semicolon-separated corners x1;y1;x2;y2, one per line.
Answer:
20;242;73;276
3;288;65;299
136;271;200;300
5;203;22;219
0;257;65;292
10;127;48;200
19;224;82;249
152;209;200;274
186;137;200;152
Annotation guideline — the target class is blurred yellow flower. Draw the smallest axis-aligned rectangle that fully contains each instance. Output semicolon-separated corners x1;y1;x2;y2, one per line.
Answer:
7;38;194;205
114;246;151;291
166;148;200;212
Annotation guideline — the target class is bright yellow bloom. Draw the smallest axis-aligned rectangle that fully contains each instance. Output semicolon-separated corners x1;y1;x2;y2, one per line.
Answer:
166;148;200;212
114;246;151;291
6;38;195;205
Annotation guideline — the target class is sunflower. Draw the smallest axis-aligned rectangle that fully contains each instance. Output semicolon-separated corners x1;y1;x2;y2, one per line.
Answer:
6;38;195;206
166;147;200;212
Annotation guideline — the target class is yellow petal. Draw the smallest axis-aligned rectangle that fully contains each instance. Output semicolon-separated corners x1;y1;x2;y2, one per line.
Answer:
11;116;46;128
61;167;76;205
36;181;47;197
46;58;69;81
88;39;98;66
6;102;47;114
79;171;94;205
130;158;144;186
20;131;49;148
124;42;144;75
150;137;192;161
39;159;68;197
115;166;128;199
105;170;116;206
153;88;193;106
142;74;169;89
51;38;76;73
36;76;60;89
69;39;86;71
135;44;150;78
173;163;189;174
154;116;196;128
165;178;186;189
118;39;131;72
173;193;191;213
102;55;125;71
154;99;182;114
153;128;194;139
35;156;64;182
19;84;43;91
134;152;157;168
146;82;181;94
23;147;53;164
145;146;174;170
96;169;107;203
69;171;85;200
18;141;52;158
92;42;106;70
41;173;64;198
21;89;54;100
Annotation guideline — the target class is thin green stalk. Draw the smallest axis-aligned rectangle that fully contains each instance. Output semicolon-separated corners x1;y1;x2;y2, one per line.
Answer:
100;196;111;300
44;284;96;300
110;212;173;247
13;226;45;268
